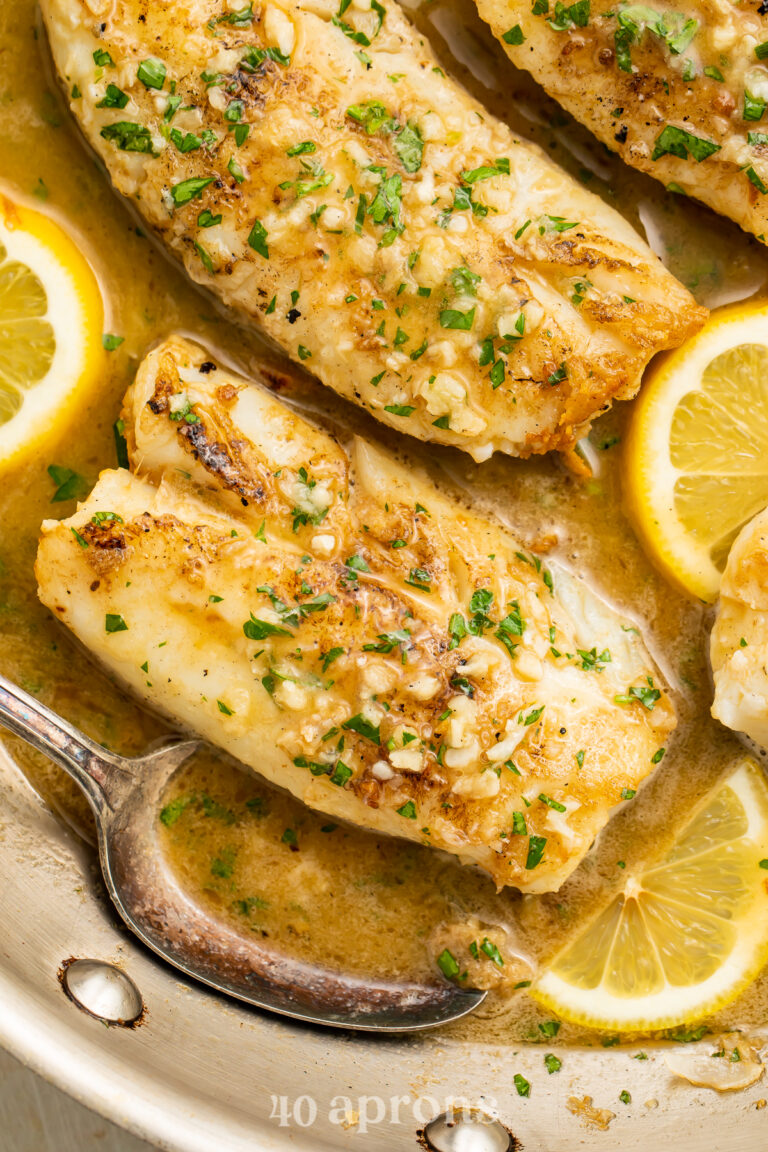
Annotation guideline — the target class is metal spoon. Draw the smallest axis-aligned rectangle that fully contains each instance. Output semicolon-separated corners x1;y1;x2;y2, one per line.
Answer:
0;673;485;1031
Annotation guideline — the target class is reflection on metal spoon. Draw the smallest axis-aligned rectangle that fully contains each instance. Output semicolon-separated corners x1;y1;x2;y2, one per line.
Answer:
0;674;485;1033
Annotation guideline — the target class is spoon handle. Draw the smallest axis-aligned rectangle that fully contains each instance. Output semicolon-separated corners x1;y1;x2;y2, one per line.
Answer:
0;673;115;813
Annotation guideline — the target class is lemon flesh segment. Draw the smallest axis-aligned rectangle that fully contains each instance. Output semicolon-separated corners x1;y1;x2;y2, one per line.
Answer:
0;195;104;465
625;304;768;602
533;760;768;1032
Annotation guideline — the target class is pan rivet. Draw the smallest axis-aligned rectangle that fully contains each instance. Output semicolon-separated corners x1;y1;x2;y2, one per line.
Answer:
424;1108;512;1151
61;959;143;1025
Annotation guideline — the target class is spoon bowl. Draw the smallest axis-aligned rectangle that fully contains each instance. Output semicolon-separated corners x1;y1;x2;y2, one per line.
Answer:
0;673;485;1031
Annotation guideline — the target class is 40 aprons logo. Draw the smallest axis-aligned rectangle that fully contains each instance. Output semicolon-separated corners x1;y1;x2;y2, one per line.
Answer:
269;1093;501;1134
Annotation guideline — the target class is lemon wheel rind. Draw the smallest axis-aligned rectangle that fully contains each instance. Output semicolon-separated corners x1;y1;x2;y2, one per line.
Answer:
531;932;768;1033
531;761;768;1033
626;304;768;603
0;198;104;466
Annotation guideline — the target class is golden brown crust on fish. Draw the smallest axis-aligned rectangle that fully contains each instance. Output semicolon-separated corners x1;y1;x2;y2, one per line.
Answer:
37;336;676;891
477;0;768;242
42;0;705;460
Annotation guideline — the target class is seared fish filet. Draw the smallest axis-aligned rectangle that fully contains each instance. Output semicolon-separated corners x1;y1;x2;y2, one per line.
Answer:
42;0;704;461
477;0;768;242
711;507;768;749
37;337;674;892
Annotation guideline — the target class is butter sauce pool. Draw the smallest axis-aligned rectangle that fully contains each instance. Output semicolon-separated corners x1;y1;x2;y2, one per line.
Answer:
1;0;768;1047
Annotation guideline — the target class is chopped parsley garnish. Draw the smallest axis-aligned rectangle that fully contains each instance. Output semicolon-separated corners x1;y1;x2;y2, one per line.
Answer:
322;646;345;671
105;613;128;633
330;761;353;786
345;554;370;576
159;796;192;826
368;171;405;244
437;949;460;979
440;306;475;330
544;1053;562;1074
651;125;720;163
171;177;214;206
448;613;467;649
347;100;397;133
240;45;291;70
282;159;333;198
137;57;166;89
397;800;417;819
615;678;661;710
170;128;202;153
247;219;269;258
394;121;424;172
480;937;504;967
345;107;423;171
405;566;432;591
612;8;698;72
228;155;245;183
461;157;510;184
525;834;547;869
194;242;213;272
539;214;579;234
342;713;381;743
747;89;768;123
363;629;411;654
97;84;129;109
210;3;254;28
450;265;482;296
496;601;525;654
217;700;234;715
294;755;334;776
502;24;526;44
113;418;129;468
384;403;415;416
513;1073;531;1097
232;895;269;917
577;646;611;672
746;167;768;195
242;614;291;640
547;0;590;29
539;793;566;812
47;464;88;503
547;362;568;386
286;140;317;156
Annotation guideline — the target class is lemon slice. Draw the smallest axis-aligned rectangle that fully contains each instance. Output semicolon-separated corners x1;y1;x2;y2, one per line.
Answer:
0;193;104;465
533;759;768;1032
625;301;768;602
